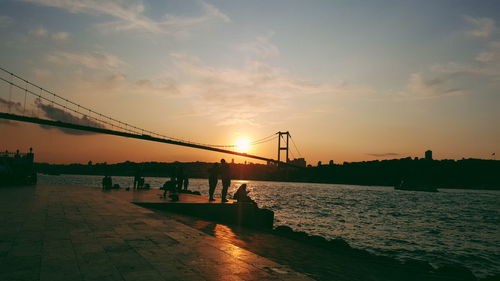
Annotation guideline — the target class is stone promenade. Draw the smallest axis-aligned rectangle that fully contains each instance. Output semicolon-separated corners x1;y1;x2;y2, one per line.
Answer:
0;185;315;281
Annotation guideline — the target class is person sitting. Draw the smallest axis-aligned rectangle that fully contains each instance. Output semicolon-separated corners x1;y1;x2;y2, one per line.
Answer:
232;184;255;204
161;177;178;201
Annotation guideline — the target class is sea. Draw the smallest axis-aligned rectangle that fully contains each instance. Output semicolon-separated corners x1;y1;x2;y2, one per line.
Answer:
38;174;500;278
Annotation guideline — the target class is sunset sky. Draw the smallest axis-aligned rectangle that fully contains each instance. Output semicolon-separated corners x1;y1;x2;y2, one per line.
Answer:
0;0;499;165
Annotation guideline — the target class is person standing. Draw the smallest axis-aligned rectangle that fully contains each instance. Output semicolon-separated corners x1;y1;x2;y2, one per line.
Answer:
183;176;189;191
220;159;231;203
133;169;141;190
175;166;184;193
208;163;219;201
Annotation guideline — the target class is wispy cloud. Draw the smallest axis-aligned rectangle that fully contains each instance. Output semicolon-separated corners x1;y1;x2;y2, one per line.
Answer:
21;0;229;35
30;26;48;37
0;97;23;113
431;41;500;81
32;68;52;80
47;51;126;70
133;78;179;96
238;32;280;60
167;51;375;126
476;41;500;66
464;16;495;38
0;97;22;126
37;102;104;135
0;95;104;133
0;15;13;28
30;26;70;40
116;36;377;126
431;62;492;77
406;26;500;100
51;31;70;40
38;36;376;128
403;73;462;99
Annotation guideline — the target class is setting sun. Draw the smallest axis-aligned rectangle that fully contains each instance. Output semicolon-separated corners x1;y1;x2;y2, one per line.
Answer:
235;138;250;153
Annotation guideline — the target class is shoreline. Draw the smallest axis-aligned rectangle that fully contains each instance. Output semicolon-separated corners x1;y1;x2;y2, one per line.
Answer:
35;157;500;191
38;173;500;191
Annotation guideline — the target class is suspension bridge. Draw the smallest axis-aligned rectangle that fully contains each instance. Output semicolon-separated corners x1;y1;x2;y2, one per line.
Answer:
0;67;303;166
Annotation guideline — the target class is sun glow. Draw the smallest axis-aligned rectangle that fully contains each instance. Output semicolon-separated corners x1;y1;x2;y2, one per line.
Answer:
235;138;250;153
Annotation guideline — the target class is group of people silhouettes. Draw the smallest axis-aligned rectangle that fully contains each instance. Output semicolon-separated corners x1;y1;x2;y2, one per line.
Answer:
133;171;145;189
102;160;254;204
102;175;113;189
162;159;254;204
208;159;231;202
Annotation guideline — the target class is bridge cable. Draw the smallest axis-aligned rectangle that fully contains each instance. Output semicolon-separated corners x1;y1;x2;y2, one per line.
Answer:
7;73;12;113
289;134;303;158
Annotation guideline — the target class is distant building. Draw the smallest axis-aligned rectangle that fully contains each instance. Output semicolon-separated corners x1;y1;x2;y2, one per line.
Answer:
329;160;334;166
317;161;322;167
425;150;433;160
288;158;306;167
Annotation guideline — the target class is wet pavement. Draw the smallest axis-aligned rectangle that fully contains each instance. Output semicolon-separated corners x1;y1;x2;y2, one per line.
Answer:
0;185;315;281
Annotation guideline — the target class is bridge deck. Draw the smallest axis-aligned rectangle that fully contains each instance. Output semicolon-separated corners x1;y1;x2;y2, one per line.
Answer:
0;184;313;281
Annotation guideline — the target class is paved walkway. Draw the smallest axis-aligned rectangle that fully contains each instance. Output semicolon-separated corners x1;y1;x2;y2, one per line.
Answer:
0;185;315;281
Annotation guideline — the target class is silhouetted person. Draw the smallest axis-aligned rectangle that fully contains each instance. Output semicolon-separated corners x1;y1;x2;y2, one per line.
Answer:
102;175;112;190
138;177;145;189
183;176;189;191
161;177;177;200
133;169;141;190
27;147;34;162
208;163;219;201
220;159;231;203
233;184;255;204
175;166;184;192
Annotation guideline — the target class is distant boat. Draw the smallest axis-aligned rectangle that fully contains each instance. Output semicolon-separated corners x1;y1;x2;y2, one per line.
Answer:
394;181;438;192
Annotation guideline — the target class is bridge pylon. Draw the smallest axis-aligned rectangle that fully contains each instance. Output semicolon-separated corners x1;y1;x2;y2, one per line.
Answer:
277;131;290;164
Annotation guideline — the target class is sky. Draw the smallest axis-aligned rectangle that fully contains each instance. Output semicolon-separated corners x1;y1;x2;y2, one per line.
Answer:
0;0;499;165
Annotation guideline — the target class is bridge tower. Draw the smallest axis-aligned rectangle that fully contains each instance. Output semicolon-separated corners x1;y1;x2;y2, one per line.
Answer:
277;131;290;164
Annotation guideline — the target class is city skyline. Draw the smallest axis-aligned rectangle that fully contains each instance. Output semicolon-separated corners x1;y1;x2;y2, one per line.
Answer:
1;0;499;164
